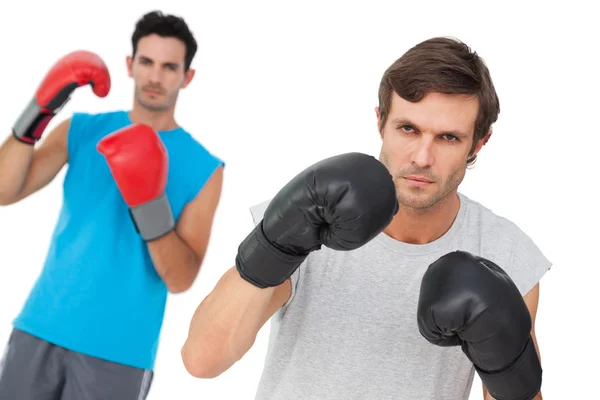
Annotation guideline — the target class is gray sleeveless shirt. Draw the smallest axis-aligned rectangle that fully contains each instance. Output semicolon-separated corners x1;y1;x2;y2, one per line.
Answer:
249;193;551;400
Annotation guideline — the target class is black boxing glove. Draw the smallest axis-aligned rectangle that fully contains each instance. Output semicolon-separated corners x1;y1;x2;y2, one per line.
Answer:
417;251;542;400
236;152;398;288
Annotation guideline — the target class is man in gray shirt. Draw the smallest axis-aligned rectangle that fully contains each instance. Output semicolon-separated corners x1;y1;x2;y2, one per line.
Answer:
181;37;550;400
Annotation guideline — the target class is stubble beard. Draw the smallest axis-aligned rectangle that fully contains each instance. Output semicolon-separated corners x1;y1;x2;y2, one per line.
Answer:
135;86;176;112
379;149;465;211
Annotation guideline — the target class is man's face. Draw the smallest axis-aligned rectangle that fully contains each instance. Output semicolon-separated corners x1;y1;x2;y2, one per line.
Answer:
377;91;486;210
127;34;195;112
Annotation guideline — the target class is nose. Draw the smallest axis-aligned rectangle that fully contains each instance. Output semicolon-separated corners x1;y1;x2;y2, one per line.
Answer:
411;136;435;168
148;65;163;84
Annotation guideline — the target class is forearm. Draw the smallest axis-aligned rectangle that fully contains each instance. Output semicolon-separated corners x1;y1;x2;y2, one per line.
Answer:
181;267;277;378
0;134;33;201
147;230;201;293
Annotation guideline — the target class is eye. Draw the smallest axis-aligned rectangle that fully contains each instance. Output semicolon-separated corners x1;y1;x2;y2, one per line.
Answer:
398;125;415;133
441;134;459;142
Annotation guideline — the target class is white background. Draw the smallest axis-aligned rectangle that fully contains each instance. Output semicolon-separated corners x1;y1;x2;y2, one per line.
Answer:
0;1;598;399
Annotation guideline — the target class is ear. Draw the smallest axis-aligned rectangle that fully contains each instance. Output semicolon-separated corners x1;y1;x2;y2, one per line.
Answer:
473;129;492;156
375;106;382;135
126;56;134;78
181;68;196;89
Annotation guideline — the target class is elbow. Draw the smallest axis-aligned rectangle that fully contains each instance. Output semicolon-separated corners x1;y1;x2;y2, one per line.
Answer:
181;351;223;379
165;257;204;294
0;192;15;206
0;199;15;207
180;322;254;379
166;281;192;294
181;337;237;379
165;272;197;293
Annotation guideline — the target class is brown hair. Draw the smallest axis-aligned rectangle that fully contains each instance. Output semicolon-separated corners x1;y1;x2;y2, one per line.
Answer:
377;37;500;166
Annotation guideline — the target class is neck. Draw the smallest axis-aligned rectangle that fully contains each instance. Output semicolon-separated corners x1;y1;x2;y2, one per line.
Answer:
384;192;461;245
128;103;178;132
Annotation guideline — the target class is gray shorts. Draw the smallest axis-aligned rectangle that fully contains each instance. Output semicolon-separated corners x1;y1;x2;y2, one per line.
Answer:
0;328;154;400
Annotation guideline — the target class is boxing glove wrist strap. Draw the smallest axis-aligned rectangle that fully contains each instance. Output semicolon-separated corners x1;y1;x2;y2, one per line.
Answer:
236;222;307;289
475;336;542;400
129;193;175;242
12;98;55;145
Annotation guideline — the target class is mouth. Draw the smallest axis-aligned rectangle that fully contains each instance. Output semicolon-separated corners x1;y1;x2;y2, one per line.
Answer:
404;175;433;183
144;89;163;96
403;175;434;187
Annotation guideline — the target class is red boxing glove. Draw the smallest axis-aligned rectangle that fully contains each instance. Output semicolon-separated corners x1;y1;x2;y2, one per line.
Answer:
97;123;175;241
13;50;111;144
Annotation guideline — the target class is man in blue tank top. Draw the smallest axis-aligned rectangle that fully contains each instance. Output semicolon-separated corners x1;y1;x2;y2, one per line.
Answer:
0;11;223;400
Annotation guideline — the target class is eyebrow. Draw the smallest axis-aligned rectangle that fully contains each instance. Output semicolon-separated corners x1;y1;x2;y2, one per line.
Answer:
390;117;469;138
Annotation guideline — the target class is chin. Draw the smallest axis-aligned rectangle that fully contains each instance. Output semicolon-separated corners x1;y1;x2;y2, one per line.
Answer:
397;188;441;210
399;196;437;210
138;99;170;112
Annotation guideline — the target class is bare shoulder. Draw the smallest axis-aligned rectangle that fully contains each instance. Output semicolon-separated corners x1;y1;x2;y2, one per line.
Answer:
185;165;224;211
203;165;224;194
176;165;224;259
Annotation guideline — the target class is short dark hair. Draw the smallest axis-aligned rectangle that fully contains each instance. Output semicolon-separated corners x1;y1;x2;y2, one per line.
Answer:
378;37;500;166
131;11;198;71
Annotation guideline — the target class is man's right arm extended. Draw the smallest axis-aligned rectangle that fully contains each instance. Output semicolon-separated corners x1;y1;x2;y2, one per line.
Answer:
181;267;292;378
180;152;399;379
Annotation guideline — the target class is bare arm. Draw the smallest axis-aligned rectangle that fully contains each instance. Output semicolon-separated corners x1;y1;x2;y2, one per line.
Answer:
483;283;543;400
181;267;292;378
146;165;224;293
0;118;70;205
